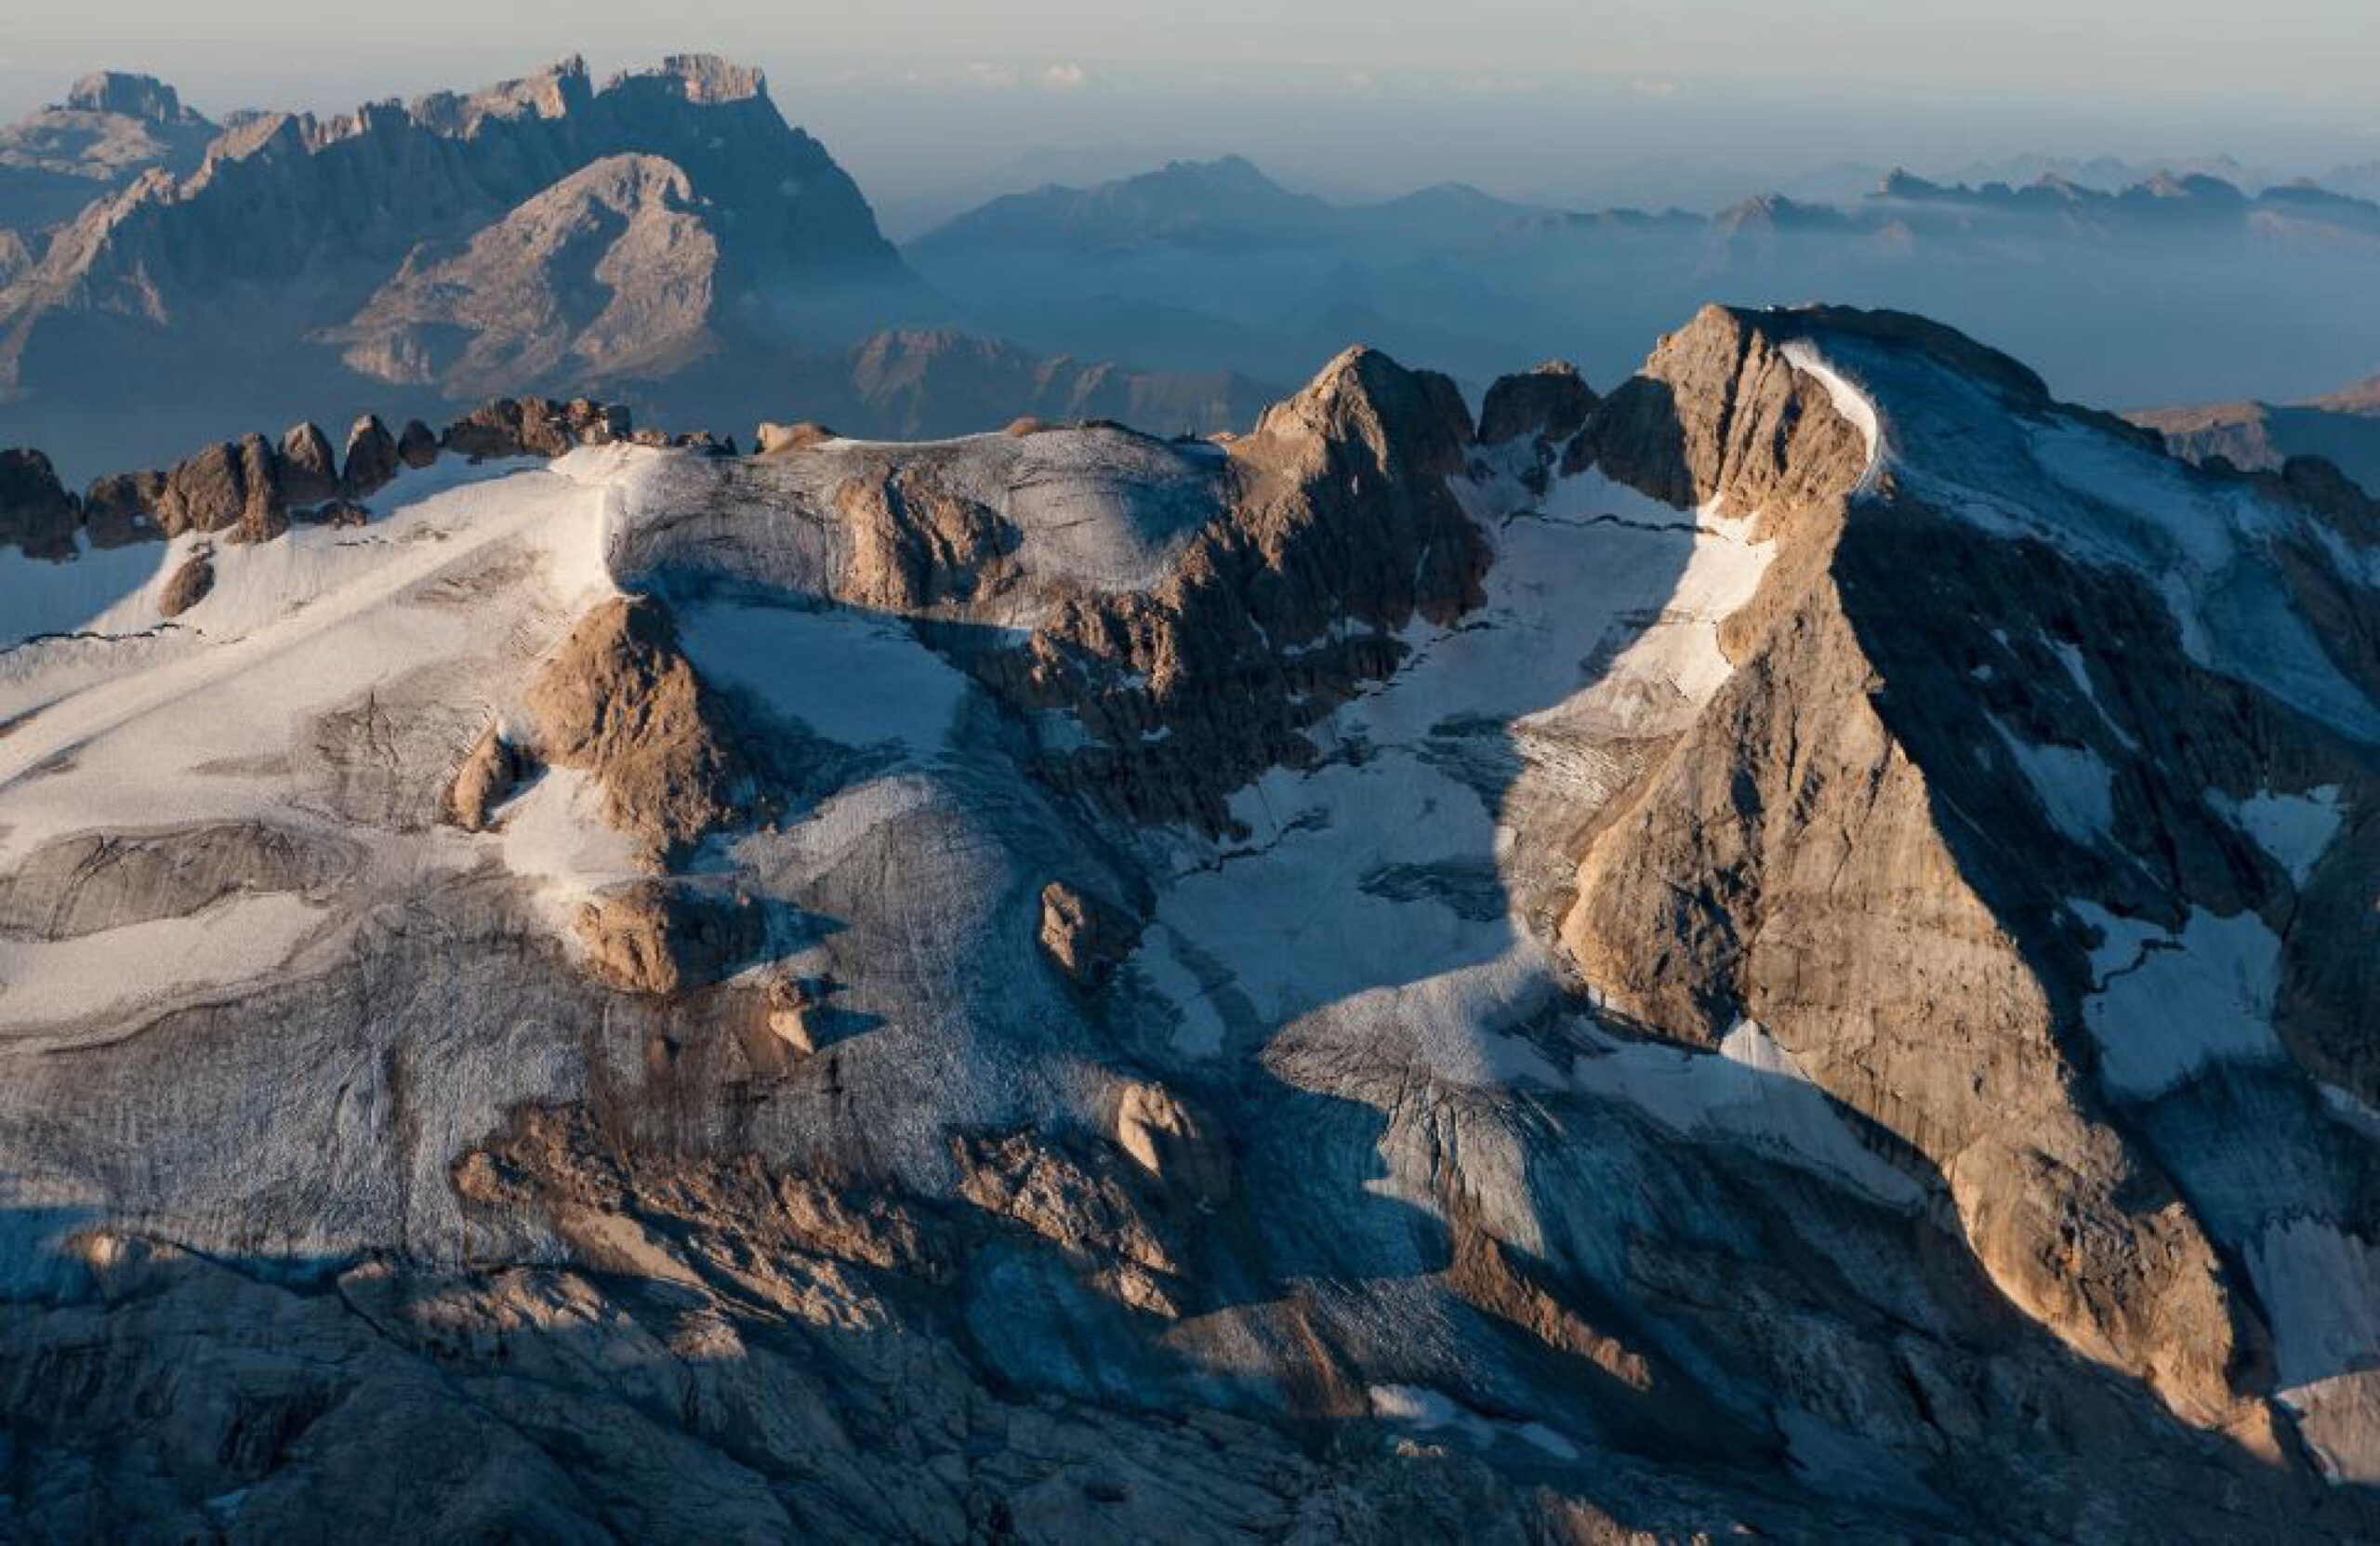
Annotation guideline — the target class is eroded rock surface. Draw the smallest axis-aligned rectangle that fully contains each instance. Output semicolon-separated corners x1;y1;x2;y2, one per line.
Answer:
2;309;2377;1541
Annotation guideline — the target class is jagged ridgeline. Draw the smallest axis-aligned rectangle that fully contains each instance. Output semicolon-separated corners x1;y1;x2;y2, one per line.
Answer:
0;55;1274;478
0;304;2377;1540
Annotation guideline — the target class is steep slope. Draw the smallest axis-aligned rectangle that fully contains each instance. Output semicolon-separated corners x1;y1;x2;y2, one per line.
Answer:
0;54;918;472
331;153;723;399
0;307;2375;1539
0;73;217;237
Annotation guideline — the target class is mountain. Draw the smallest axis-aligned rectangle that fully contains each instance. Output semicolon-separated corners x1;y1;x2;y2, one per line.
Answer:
2;302;2376;1539
909;157;2380;411
0;72;217;236
0;58;1271;479
2133;373;2380;493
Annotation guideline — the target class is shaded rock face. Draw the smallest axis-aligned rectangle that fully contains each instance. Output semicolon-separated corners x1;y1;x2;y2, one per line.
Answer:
444;723;523;832
574;880;764;997
0;446;78;558
1476;358;1594;450
338;414;399;496
5;309;2380;1541
987;345;1489;832
277;421;339;508
836;468;1020;611
155;431;285;542
1038;880;1140;985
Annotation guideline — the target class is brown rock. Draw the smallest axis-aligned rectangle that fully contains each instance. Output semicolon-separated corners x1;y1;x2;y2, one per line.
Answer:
1038;880;1140;986
340;415;401;496
81;469;166;548
278;421;339;508
1477;359;1594;449
573;880;762;997
755;420;836;455
158;432;285;543
1110;1081;1231;1204
0;447;80;560
836;469;1020;611
156;549;215;617
445;722;522;831
528;595;745;865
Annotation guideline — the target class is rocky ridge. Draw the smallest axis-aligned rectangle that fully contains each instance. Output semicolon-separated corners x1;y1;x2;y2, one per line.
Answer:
0;304;2375;1539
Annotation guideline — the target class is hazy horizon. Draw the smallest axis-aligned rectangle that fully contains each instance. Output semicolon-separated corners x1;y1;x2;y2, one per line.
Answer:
7;5;2378;235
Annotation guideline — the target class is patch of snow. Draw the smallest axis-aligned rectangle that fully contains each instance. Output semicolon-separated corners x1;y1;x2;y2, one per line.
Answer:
0;893;327;1033
2212;786;2344;886
2247;1218;2380;1482
1568;1020;1920;1207
494;767;643;930
2071;901;2287;1098
673;599;972;753
1994;725;2114;842
1780;341;1882;492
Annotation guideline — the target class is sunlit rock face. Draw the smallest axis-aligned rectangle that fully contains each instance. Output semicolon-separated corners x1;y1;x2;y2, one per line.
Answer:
1;304;2377;1540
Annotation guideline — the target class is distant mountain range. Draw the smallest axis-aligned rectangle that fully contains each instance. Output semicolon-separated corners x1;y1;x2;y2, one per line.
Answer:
5;59;2378;483
905;154;2380;414
0;58;1267;475
2133;372;2380;493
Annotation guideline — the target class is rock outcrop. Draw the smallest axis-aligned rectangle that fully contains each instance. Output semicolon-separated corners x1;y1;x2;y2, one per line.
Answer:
527;594;747;865
0;446;78;558
2;304;2377;1542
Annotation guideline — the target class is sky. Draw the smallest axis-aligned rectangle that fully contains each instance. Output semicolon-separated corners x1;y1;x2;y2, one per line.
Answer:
6;2;2377;231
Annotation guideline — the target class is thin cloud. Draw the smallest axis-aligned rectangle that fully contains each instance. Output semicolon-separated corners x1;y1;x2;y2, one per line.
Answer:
1041;61;1091;91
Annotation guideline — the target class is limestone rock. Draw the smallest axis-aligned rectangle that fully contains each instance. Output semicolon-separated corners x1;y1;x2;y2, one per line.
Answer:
444;722;522;831
1110;1081;1231;1204
528;595;746;865
1038;880;1140;986
156;432;286;543
1477;359;1594;449
277;421;339;509
156;548;213;617
339;414;400;496
397;418;440;469
573;880;763;997
81;469;166;547
0;446;79;559
837;467;1020;611
443;396;631;460
755;420;835;454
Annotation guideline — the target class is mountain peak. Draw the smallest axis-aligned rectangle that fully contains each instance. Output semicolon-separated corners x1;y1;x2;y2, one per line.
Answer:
62;71;192;123
608;53;768;105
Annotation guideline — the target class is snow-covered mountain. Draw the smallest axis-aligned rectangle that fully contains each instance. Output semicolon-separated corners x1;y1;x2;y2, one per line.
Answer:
1;302;2375;1539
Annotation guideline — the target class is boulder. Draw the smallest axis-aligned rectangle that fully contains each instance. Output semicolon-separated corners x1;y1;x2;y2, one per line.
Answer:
1038;880;1140;986
397;418;439;469
0;447;81;560
277;422;339;508
81;469;165;548
157;550;215;617
340;415;400;496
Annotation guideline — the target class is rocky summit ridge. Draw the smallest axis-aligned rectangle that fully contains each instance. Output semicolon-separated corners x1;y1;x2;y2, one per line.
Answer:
0;303;2376;1540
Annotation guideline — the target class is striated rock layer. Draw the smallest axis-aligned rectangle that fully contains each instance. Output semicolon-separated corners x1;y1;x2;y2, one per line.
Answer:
0;306;2376;1540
